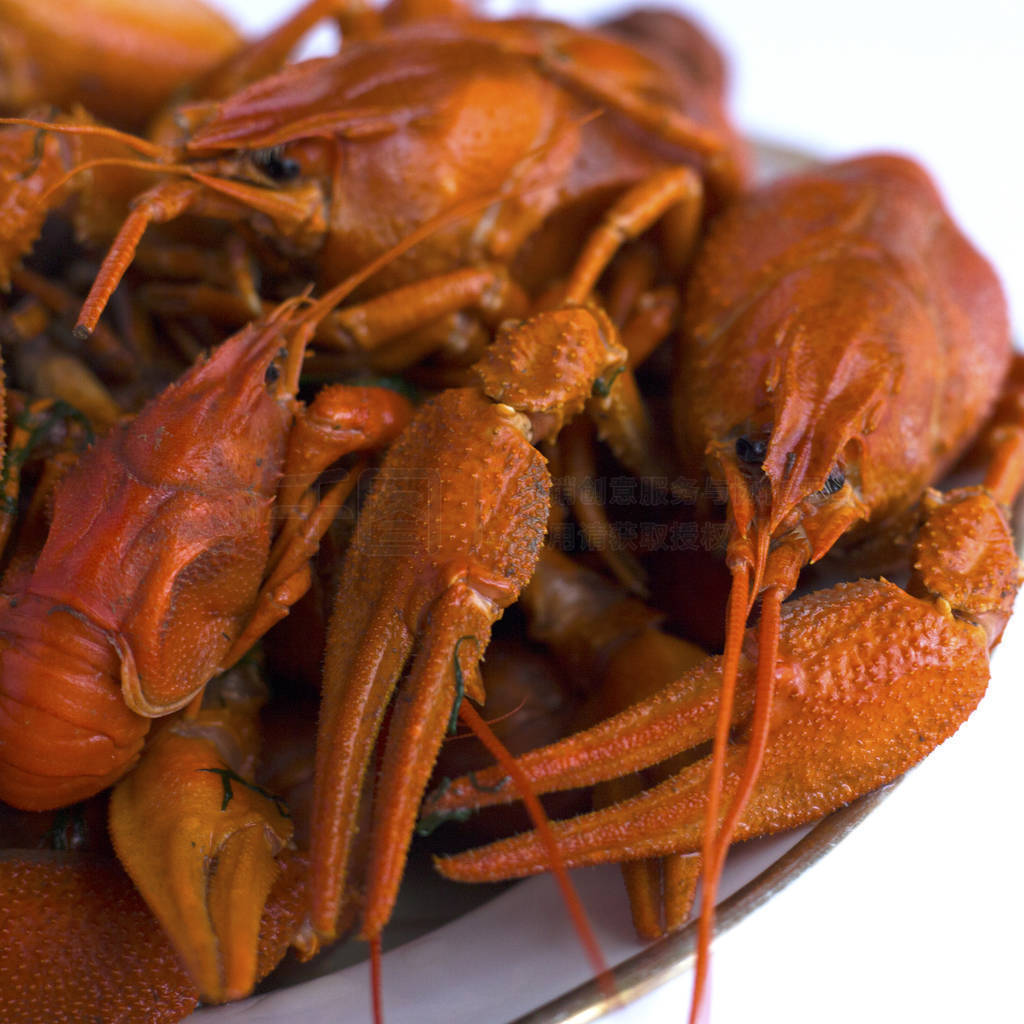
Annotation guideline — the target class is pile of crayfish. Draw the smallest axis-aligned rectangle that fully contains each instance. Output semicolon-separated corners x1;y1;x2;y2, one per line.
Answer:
0;0;1018;1022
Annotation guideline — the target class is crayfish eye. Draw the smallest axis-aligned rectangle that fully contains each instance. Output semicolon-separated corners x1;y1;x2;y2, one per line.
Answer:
735;436;768;465
821;467;846;496
251;147;301;183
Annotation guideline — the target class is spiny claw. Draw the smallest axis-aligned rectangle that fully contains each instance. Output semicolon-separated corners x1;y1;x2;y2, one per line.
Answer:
431;382;1024;911
423;638;735;817
422;545;716;934
432;576;993;881
308;386;549;946
109;667;293;1004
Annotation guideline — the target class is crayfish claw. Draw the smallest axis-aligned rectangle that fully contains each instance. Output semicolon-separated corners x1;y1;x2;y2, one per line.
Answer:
434;576;995;883
109;669;293;1004
360;587;496;941
307;387;550;944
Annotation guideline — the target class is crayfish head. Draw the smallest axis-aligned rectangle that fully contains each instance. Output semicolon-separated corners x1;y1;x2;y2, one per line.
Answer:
708;424;870;597
699;279;905;584
201;147;330;259
148;89;333;260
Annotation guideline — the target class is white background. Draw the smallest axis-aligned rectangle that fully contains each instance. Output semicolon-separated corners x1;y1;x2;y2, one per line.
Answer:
206;2;1024;1022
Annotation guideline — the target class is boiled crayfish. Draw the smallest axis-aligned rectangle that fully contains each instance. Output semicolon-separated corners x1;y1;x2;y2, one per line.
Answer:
4;0;748;990
0;277;412;1010
0;0;745;354
0;295;410;808
423;153;1018;1021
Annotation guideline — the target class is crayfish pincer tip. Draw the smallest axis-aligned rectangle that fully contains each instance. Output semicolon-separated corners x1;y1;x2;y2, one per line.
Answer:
109;716;294;1004
72;323;91;341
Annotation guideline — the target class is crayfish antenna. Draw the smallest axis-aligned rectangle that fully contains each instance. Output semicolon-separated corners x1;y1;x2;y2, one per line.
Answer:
458;701;613;996
370;935;384;1024
692;516;807;1024
690;559;749;1024
0;117;172;160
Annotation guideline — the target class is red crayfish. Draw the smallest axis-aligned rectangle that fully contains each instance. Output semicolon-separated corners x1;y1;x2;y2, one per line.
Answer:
423;153;1019;1021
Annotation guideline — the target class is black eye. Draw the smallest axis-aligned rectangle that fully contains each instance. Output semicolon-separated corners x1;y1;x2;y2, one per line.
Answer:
821;467;846;495
735;436;768;465
252;147;301;183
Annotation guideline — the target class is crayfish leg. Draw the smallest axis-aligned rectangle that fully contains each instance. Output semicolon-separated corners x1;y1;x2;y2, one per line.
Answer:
469;169;703;461
663;852;702;933
521;36;727;166
618;284;681;367
316;265;528;362
221;384;413;669
557;416;649;596
598;774;699;939
562;166;703;305
278;382;413;509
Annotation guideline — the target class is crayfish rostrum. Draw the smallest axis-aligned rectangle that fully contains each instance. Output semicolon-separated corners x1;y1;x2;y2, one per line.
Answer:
0;1;1018;1022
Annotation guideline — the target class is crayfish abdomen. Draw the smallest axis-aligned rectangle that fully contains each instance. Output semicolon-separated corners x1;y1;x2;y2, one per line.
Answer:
0;595;150;809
